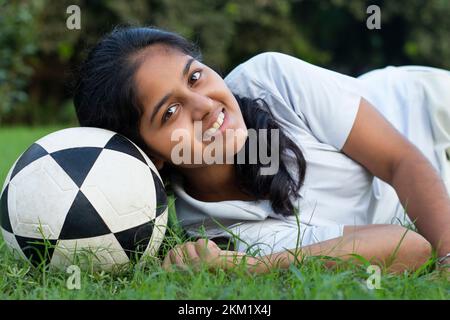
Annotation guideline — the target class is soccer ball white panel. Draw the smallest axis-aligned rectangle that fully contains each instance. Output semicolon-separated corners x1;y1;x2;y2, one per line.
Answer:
8;155;79;239
80;149;156;233
36;127;115;153
135;145;161;180
50;233;129;271
135;145;168;217
1;229;27;260
144;207;169;257
1;154;22;195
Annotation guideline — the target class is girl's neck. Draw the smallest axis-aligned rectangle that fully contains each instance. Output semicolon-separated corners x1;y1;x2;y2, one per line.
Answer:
178;163;257;202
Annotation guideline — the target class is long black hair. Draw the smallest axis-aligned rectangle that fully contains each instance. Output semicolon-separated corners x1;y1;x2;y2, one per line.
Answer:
73;26;307;216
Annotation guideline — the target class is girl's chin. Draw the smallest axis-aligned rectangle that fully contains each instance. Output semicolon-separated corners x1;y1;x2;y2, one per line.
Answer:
185;142;241;163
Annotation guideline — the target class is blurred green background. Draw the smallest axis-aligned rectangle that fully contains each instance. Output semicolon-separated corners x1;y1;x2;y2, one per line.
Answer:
1;0;449;127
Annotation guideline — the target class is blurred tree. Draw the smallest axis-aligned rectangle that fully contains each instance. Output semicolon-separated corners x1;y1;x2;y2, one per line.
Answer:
222;0;330;74
0;0;43;124
0;0;449;125
291;0;450;74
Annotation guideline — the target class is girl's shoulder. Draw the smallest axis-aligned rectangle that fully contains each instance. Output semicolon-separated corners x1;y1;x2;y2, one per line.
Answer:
224;51;303;91
228;51;298;74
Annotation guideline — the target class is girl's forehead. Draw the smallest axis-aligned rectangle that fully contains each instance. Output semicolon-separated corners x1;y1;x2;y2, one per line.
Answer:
135;49;189;95
137;47;192;81
136;44;188;68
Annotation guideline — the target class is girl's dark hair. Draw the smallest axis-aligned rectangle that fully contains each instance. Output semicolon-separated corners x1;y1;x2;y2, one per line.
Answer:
73;26;307;216
234;96;306;216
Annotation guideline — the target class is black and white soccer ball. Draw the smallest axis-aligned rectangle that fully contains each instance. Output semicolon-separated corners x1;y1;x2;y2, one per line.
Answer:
0;127;168;271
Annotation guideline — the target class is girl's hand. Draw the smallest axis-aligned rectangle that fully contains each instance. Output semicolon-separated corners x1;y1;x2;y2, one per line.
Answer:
162;238;226;272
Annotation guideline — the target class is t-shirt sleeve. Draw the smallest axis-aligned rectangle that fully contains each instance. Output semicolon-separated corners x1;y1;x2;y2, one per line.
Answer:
225;52;363;150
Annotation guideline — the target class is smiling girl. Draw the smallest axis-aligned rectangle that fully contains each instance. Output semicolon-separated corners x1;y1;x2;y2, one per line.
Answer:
73;26;450;274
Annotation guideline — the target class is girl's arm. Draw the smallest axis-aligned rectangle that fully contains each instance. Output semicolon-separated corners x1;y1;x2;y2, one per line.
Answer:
342;98;450;259
247;224;431;274
162;224;432;274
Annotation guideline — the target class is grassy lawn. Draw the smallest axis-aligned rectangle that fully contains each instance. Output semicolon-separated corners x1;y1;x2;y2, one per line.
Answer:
0;126;449;300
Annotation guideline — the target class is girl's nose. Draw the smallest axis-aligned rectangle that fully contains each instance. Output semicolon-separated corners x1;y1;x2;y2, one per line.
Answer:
189;94;215;121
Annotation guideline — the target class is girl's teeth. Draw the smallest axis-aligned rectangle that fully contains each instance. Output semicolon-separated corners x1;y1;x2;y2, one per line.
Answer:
208;112;224;130
204;111;225;138
204;128;217;138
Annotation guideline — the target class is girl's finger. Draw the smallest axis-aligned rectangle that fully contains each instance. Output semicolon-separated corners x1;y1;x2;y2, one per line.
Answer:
195;238;219;257
184;242;201;263
162;253;174;272
169;245;189;271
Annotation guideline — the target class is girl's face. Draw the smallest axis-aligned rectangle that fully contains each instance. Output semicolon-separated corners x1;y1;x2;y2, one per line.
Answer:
135;45;248;170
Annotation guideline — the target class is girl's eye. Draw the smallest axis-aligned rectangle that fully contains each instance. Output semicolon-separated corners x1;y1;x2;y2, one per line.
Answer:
163;104;178;123
161;70;201;124
189;70;202;85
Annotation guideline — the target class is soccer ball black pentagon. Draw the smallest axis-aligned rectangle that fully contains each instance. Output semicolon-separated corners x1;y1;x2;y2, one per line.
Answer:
0;127;168;271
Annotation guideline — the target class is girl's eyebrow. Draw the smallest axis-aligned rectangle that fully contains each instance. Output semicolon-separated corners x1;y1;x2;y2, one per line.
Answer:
150;57;195;123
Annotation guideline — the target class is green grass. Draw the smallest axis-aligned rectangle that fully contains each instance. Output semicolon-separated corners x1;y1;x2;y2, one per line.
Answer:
0;125;449;300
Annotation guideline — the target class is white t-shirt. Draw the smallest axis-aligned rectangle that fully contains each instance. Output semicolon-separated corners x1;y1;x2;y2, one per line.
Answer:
170;52;447;256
